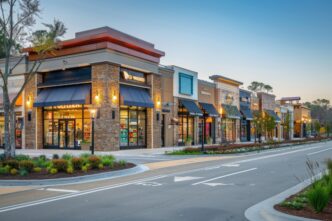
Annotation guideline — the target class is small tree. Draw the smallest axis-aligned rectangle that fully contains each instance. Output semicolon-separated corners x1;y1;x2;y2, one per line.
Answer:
0;0;66;158
253;111;264;143
264;115;276;140
282;112;291;140
314;121;321;137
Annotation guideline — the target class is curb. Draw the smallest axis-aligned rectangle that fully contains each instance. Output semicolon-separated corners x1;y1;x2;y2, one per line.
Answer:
0;165;149;187
245;174;322;221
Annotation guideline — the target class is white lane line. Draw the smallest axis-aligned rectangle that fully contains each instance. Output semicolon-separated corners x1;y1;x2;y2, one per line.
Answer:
235;145;326;164
221;164;240;167
192;168;257;186
44;188;80;193
0;175;167;213
307;148;332;156
174;176;203;182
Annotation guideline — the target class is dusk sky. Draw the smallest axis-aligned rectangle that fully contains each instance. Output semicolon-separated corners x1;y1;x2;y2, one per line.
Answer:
38;0;332;102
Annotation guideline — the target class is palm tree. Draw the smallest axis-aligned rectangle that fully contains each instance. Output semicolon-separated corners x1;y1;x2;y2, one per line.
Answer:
263;84;273;93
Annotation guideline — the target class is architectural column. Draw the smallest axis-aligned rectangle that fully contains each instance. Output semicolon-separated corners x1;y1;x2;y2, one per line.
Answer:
92;63;120;151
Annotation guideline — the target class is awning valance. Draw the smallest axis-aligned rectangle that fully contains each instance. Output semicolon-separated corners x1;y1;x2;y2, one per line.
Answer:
222;104;241;119
265;109;281;122
240;105;254;120
34;84;91;107
179;99;203;116
120;85;154;108
199;102;219;117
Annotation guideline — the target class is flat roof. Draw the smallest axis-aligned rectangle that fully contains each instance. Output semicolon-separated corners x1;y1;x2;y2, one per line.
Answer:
209;75;243;86
23;26;165;62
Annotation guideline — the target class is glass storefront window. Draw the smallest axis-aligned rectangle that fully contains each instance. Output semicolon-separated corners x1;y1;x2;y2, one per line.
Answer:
43;105;91;149
178;114;194;145
120;107;146;148
0;116;23;149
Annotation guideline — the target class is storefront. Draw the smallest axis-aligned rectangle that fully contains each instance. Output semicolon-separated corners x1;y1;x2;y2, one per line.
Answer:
178;99;202;145
199;102;219;144
264;109;281;138
0;114;23;149
33;67;92;149
240;106;253;142
42;105;91;149
221;104;241;143
119;80;154;149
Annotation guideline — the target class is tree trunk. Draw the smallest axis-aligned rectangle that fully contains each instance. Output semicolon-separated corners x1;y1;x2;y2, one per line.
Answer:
9;109;16;158
2;88;11;159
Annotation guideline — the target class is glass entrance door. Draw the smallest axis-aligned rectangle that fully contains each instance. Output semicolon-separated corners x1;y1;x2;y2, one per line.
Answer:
58;119;76;149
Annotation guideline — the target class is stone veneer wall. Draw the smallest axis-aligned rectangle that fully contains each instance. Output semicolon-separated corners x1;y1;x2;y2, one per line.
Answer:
146;74;162;148
24;74;43;149
91;63;120;151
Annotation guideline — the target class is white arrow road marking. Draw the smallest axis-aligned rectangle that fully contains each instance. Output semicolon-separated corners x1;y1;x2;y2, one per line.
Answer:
192;168;258;186
135;181;162;187
221;164;240;167
174;176;203;182
203;183;234;187
37;188;80;193
204;166;221;170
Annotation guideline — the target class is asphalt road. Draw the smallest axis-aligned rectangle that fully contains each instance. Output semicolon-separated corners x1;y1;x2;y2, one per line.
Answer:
1;141;332;221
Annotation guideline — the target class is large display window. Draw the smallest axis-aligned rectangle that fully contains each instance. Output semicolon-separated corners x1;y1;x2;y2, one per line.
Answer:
222;119;236;142
199;117;215;144
43;105;91;149
0;115;23;149
120;106;146;148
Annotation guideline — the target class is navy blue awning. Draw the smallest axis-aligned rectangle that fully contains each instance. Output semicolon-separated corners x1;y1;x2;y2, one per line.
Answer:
180;99;203;116
240;105;254;120
265;109;281;122
34;84;91;107
120;85;154;108
199;102;219;117
222;104;241;119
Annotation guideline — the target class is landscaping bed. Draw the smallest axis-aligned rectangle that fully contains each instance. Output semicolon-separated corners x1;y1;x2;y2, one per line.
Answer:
0;153;134;180
166;137;332;155
275;160;332;221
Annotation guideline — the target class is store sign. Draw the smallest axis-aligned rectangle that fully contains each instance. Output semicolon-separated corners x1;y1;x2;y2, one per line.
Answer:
121;68;146;83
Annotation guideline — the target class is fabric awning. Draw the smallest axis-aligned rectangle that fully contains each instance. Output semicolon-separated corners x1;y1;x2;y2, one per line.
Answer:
222;104;241;119
179;99;203;116
199;102;219;117
120;85;154;108
240;105;254;120
265;109;281;122
34;84;91;107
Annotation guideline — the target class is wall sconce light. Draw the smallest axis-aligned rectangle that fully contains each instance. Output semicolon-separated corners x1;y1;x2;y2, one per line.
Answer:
219;107;223;115
26;95;32;108
112;91;117;103
95;90;100;103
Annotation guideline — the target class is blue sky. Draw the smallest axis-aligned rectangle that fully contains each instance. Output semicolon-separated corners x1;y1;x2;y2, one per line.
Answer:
37;0;332;102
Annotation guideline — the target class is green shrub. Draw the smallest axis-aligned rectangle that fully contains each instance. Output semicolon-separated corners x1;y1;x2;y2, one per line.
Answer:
3;159;19;169
88;155;101;169
33;167;42;173
307;183;330;213
19;168;29;176
71;157;83;170
52;159;68;172
98;163;104;170
19;160;34;172
118;160;126;166
52;154;59;159
80;153;91;159
101;157;114;167
15;154;30;161
0;153;5;161
0;166;9;175
280;201;305;210
49;168;58;174
326;159;332;175
10;168;18;175
62;154;72;161
66;166;74;174
82;165;88;173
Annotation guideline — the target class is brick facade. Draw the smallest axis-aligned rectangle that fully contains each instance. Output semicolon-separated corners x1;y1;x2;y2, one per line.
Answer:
91;63;120;151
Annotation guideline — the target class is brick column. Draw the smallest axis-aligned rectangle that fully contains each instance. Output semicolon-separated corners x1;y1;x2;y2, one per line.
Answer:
92;63;120;151
24;74;43;149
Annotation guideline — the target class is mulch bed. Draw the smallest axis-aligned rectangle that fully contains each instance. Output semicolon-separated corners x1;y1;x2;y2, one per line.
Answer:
0;163;135;180
275;194;332;221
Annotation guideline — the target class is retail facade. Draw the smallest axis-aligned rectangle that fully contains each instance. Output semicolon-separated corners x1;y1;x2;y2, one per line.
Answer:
210;75;242;143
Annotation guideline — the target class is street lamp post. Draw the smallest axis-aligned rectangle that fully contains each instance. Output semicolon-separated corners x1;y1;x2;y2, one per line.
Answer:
201;114;206;153
90;109;96;155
